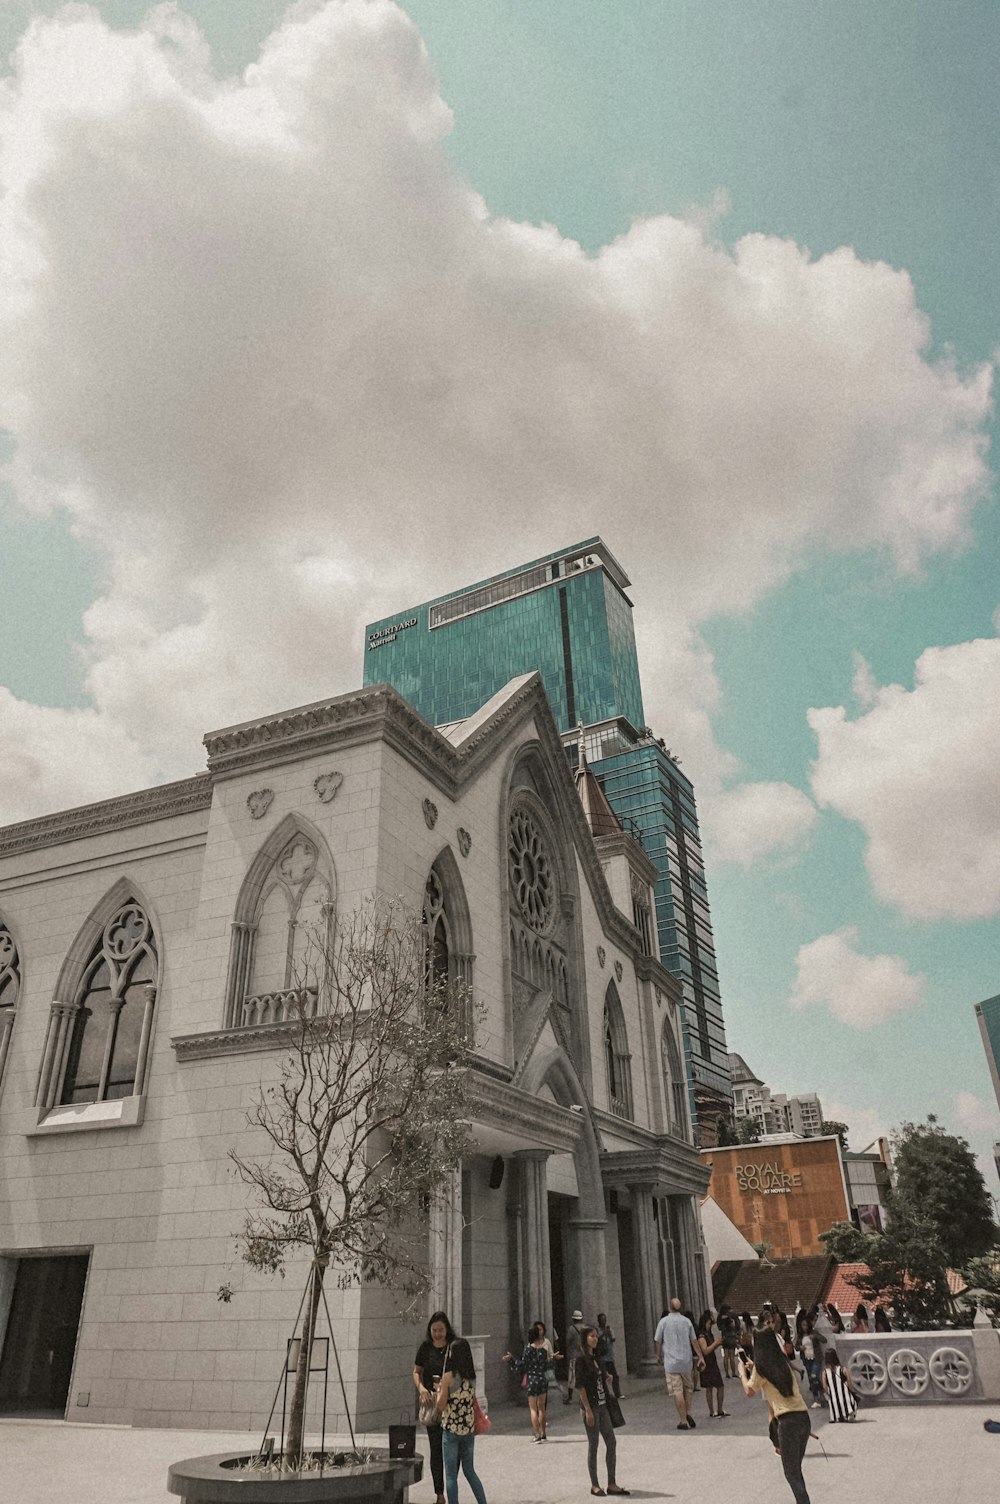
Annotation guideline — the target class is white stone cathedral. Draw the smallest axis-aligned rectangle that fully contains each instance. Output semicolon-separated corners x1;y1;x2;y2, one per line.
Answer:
0;672;709;1429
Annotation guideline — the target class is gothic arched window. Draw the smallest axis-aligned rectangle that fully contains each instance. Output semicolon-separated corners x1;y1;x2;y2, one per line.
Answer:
603;983;633;1120
61;900;157;1104
0;920;21;1099
423;867;451;990
225;816;336;1029
660;1015;687;1137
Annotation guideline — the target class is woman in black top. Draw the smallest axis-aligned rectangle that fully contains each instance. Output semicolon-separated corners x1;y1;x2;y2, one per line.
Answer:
576;1327;629;1499
413;1310;457;1504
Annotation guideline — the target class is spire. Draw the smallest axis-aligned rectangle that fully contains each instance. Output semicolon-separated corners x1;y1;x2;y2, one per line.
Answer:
575;727;623;838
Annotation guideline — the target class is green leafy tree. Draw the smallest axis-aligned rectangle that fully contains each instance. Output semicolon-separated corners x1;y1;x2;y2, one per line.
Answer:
821;1210;954;1327
736;1114;761;1145
229;897;476;1466
890;1116;996;1270
715;1115;737;1146
821;1119;850;1152
962;1251;1000;1326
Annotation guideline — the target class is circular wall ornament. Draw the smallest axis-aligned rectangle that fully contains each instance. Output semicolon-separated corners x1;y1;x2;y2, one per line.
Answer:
847;1349;888;1396
886;1348;929;1396
508;808;554;932
597;945;606;968
928;1346;973;1395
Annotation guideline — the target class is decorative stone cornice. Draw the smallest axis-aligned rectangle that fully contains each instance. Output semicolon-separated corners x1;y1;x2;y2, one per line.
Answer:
0;775;213;859
599;1141;711;1198
172;1020;302;1061
466;1073;585;1155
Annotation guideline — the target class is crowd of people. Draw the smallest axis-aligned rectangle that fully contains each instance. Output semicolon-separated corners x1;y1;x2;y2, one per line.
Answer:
412;1297;876;1504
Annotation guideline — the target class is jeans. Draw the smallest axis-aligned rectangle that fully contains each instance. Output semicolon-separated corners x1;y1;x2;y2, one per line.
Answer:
804;1359;822;1401
442;1429;487;1504
776;1410;812;1504
425;1423;444;1495
583;1404;617;1489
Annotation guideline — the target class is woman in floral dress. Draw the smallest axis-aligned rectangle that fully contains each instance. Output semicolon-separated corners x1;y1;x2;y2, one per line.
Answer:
503;1322;559;1441
438;1337;487;1504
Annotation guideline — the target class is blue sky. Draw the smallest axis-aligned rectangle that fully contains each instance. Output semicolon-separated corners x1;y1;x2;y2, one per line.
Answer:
1;1;997;1187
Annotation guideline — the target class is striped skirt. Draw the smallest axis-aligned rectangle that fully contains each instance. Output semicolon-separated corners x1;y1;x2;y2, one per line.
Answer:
825;1366;857;1422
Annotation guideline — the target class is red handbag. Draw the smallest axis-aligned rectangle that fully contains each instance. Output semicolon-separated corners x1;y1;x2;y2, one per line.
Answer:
472;1395;491;1435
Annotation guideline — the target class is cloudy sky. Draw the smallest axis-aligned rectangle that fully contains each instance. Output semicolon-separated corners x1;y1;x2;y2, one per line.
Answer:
1;1;998;1187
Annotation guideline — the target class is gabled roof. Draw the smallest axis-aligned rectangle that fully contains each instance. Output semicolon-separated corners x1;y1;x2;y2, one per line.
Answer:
728;1052;762;1086
712;1255;834;1315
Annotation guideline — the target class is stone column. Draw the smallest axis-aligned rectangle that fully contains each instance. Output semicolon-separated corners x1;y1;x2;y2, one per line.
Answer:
627;1186;663;1376
429;1165;463;1325
567;1216;608;1322
0;1007;15;1094
515;1151;552;1331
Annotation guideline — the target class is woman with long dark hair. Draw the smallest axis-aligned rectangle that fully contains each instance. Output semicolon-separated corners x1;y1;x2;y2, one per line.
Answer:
438;1335;487;1504
413;1310;458;1504
576;1326;629;1498
737;1328;812;1504
695;1311;727;1418
502;1322;560;1441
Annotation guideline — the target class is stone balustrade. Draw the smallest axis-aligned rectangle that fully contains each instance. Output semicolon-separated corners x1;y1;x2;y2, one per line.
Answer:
834;1328;1000;1403
240;986;319;1028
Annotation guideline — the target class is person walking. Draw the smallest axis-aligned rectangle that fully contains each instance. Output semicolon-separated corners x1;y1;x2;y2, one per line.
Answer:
796;1317;825;1408
438;1334;488;1504
413;1309;457;1504
596;1314;623;1399
653;1297;705;1430
695;1311;728;1417
718;1304;740;1378
576;1326;629;1498
502;1323;559;1442
564;1310;585;1404
821;1347;858;1422
737;1327;813;1504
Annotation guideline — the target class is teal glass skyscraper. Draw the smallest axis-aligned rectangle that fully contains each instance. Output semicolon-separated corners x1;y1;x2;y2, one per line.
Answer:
363;538;732;1139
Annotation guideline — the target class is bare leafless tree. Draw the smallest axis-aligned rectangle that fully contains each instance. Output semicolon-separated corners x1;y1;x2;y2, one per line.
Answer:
229;895;476;1466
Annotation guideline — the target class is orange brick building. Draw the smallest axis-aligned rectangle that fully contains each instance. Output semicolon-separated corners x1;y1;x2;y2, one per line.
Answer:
700;1137;850;1259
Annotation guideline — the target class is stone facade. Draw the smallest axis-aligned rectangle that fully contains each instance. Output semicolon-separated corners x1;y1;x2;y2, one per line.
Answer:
0;673;709;1431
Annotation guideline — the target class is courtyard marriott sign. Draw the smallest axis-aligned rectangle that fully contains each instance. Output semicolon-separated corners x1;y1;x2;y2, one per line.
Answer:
736;1161;803;1195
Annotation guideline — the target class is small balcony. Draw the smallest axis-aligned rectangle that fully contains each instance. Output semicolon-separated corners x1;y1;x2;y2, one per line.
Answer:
240;987;318;1028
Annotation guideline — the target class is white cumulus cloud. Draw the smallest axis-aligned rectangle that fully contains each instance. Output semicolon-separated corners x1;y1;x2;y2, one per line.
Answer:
790;927;926;1029
954;1090;1000;1137
809;624;1000;920
0;1;993;838
703;779;818;868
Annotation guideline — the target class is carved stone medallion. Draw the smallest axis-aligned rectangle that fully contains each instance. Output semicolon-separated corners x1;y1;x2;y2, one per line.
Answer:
422;798;438;830
597;945;606;968
457;827;472;857
614;960;623;983
313;771;344;804
247;789;274;820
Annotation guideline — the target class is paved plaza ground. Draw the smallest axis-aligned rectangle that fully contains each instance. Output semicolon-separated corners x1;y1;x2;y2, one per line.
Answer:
2;1373;997;1504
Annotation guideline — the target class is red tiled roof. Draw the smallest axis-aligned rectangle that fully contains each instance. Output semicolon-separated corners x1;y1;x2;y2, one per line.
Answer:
822;1261;968;1311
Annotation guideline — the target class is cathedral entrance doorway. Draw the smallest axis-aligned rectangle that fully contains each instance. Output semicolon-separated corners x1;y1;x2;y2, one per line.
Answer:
0;1253;89;1417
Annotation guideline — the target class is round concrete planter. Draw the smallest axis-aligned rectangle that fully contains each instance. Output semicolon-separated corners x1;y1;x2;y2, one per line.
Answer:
167;1450;423;1504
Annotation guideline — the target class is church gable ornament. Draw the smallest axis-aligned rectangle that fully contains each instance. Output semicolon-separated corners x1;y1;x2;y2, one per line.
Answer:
422;798;438;830
614;960;623;983
313;771;343;804
597;945;606;968
247;789;274;820
457;827;472;858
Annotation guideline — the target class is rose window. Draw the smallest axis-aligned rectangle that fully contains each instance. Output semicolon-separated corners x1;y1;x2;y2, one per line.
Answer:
508;810;554;931
886;1348;929;1396
929;1346;973;1395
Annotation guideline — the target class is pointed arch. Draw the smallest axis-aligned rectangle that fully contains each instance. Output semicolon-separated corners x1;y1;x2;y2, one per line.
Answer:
225;813;336;1028
423;845;475;1006
518;1042;606;1225
37;877;160;1113
603;981;633;1121
0;911;22;1100
660;1014;688;1138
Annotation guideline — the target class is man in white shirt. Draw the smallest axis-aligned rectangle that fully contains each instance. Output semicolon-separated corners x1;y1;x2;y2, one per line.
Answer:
654;1298;705;1430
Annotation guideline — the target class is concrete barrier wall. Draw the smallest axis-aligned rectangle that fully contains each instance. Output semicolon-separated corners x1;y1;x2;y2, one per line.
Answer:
833;1329;1000;1404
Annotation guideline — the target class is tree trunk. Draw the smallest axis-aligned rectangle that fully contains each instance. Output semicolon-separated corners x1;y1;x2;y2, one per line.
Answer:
286;1261;325;1467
